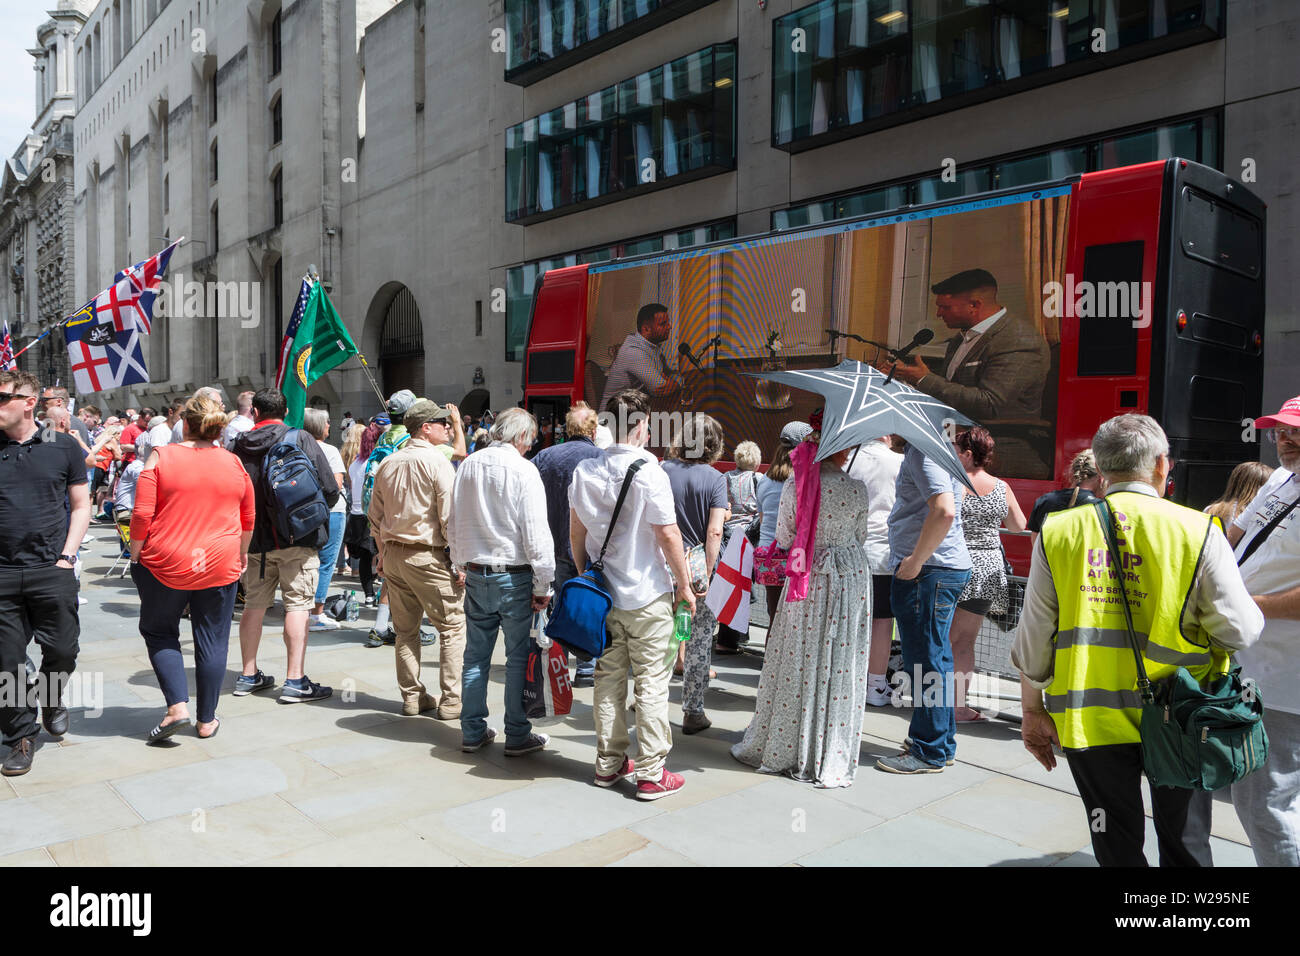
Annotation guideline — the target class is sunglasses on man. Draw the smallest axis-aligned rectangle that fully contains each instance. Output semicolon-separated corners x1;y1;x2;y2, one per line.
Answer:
0;392;35;405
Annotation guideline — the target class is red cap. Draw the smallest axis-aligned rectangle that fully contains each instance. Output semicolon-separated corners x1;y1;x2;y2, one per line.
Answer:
1256;395;1300;429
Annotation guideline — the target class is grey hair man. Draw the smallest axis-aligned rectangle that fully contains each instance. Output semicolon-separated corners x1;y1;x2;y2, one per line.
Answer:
448;407;555;755
175;387;224;442
224;390;255;449
1012;413;1263;866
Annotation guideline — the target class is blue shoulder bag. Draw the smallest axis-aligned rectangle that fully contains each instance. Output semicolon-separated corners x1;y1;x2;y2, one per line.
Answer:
545;460;645;661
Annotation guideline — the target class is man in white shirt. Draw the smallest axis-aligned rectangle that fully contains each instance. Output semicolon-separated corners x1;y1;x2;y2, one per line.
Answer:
846;436;905;706
569;388;695;800
148;400;182;449
1227;395;1300;867
449;407;555;757
224;390;255;450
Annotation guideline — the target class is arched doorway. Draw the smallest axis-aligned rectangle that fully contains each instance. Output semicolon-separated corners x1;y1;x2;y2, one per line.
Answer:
459;388;490;417
378;286;423;396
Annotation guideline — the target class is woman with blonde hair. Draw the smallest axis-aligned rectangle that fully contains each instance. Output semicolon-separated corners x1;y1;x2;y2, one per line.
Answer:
342;423;379;602
715;440;763;653
1027;448;1107;539
1205;461;1274;526
732;411;874;787
130;392;255;742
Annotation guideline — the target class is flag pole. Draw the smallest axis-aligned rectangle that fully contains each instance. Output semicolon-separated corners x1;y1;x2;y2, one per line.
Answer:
303;264;386;410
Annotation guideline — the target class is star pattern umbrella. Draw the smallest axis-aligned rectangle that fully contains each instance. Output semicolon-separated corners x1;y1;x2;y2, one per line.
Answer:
747;359;977;492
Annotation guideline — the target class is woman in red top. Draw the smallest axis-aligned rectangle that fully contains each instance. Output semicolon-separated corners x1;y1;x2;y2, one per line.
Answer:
130;393;255;742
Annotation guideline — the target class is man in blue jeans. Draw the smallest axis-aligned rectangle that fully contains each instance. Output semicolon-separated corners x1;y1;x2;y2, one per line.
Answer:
531;402;605;686
877;441;971;774
448;408;555;755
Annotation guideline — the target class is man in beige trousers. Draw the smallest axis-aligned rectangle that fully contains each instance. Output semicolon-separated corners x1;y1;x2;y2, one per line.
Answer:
368;399;467;718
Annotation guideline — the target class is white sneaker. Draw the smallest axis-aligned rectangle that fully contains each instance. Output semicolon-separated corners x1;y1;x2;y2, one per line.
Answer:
78;595;88;606
309;614;340;631
865;683;893;708
81;533;95;543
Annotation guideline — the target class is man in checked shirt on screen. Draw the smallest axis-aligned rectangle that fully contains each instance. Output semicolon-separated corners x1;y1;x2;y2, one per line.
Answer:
599;303;681;410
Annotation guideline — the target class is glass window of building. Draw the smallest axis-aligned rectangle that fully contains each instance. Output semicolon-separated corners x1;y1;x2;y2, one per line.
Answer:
505;43;736;223
773;0;1222;149
505;0;720;85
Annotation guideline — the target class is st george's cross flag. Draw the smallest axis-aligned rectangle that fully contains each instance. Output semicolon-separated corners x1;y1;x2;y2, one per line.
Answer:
705;531;755;632
0;319;15;371
64;238;182;394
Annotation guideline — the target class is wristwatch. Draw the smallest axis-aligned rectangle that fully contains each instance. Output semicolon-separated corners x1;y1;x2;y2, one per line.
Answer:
59;553;78;565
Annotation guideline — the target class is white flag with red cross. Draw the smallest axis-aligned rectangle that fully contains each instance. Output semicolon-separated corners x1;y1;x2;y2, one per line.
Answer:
706;531;754;631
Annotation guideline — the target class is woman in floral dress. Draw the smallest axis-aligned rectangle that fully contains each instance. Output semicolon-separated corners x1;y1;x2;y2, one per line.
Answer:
948;427;1026;721
731;426;873;788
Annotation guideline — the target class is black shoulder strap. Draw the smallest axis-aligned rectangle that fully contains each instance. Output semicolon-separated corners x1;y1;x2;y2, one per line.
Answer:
1237;486;1300;568
594;459;646;569
1093;499;1155;705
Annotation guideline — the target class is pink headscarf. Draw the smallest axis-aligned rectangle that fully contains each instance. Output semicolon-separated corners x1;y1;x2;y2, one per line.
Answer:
785;437;823;603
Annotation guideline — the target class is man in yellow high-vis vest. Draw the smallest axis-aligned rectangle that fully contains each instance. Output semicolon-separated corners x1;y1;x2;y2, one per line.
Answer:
1012;414;1263;866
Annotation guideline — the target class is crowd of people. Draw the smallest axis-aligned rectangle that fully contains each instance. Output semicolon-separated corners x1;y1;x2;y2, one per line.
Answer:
0;367;1296;866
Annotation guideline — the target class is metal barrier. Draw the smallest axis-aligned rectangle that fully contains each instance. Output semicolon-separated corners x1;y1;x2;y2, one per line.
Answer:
974;574;1028;683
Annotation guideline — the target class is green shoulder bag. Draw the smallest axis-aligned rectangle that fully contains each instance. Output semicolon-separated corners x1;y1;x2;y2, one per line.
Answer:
1093;500;1268;791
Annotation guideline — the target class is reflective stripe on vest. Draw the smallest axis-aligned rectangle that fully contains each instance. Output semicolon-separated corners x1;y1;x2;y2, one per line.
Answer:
1040;492;1227;749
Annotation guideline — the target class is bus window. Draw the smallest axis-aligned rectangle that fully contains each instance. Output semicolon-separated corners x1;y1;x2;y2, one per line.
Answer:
1076;241;1142;377
527;349;577;385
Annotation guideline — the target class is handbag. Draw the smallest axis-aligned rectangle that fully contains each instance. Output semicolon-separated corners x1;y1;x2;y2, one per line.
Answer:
523;612;572;720
545;460;646;661
752;543;790;587
683;543;710;595
986;545;1024;632
1094;500;1268;791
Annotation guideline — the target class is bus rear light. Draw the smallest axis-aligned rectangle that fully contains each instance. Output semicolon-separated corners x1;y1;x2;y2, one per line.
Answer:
1176;310;1188;333
1253;331;1263;351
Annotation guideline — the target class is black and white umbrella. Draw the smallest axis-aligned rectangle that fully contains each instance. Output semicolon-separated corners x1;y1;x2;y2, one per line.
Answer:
748;360;977;492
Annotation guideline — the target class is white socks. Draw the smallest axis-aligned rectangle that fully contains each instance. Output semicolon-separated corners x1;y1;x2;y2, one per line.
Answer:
375;604;391;633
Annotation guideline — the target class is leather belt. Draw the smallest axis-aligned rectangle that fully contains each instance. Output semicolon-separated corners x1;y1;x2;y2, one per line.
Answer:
466;562;531;574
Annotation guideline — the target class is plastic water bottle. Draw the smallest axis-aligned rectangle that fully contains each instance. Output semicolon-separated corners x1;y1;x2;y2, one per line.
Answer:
346;590;360;622
674;600;693;642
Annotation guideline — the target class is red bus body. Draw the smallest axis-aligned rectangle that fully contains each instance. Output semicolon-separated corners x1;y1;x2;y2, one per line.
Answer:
523;159;1266;574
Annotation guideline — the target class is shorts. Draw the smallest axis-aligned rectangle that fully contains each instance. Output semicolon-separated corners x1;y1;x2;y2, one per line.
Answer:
872;574;893;619
242;546;319;612
958;597;993;615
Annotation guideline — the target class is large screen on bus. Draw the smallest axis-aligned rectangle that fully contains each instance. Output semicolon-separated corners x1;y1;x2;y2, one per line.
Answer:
583;186;1071;480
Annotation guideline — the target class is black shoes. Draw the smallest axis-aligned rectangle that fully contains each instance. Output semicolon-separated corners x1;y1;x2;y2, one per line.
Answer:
43;706;70;738
1;738;34;776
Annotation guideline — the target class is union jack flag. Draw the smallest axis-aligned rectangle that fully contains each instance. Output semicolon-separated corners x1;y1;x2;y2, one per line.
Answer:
0;319;14;371
62;238;182;394
275;276;315;390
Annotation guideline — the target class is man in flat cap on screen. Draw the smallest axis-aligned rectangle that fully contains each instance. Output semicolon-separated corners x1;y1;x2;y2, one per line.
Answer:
886;269;1051;477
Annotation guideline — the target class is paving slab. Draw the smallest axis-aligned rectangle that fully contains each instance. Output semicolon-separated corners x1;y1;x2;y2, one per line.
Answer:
799;811;1059;867
521;827;653;867
607;841;700;867
257;822;463;867
110;749;338;821
0;781;143;856
46;794;334;866
922;774;1094;855
7;732;210;799
0;847;56;867
631;778;886;866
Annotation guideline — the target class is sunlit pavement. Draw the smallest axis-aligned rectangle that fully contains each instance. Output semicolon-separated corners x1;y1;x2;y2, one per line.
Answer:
0;533;1256;867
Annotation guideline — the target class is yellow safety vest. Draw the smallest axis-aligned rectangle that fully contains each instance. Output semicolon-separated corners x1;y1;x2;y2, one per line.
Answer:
1039;491;1229;750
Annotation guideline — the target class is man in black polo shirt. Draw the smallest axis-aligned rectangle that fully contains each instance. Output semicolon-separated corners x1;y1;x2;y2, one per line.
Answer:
0;370;90;776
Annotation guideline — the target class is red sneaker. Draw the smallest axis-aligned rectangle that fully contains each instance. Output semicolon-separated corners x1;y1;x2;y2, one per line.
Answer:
636;768;685;801
594;757;635;788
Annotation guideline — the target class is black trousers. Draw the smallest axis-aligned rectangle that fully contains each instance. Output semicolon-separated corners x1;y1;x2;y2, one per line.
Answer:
0;565;80;748
1066;743;1214;867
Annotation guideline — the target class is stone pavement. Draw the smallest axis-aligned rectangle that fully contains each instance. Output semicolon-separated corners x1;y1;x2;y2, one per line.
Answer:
0;532;1258;867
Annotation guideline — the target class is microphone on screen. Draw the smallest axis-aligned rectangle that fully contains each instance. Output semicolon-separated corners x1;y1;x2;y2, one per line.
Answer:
891;328;935;360
678;343;704;371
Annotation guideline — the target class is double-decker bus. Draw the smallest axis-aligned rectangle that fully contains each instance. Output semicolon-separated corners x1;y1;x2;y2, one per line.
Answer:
522;158;1265;573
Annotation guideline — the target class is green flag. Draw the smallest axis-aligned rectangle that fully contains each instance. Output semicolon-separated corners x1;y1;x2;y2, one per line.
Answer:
282;282;359;427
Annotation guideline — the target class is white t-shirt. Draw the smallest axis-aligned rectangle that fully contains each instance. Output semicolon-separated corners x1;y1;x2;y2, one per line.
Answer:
845;440;904;573
224;413;254;449
171;420;185;444
318;440;347;513
348;457;366;515
569;444;676;610
148;421;173;450
1233;468;1300;715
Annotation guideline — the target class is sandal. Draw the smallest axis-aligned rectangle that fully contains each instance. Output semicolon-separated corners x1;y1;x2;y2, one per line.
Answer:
196;717;221;739
713;643;742;655
146;717;191;745
955;709;989;723
672;665;718;680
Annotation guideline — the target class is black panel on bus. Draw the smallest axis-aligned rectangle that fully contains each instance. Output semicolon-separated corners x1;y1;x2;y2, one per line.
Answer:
1152;160;1266;450
527;349;577;385
1076;241;1142;377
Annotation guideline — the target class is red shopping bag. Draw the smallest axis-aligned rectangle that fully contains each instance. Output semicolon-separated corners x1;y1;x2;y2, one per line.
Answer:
523;617;572;719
